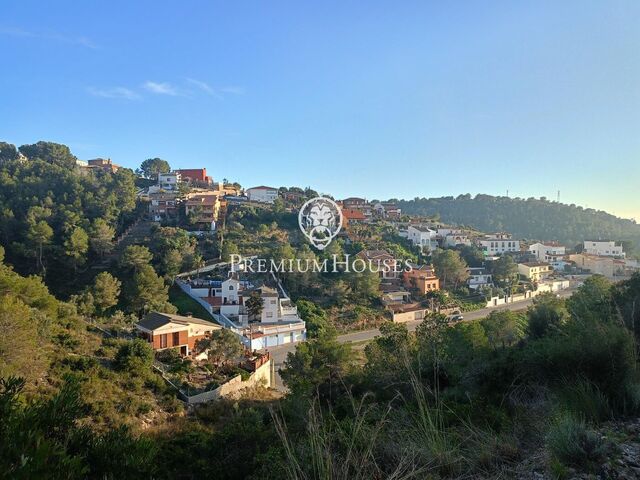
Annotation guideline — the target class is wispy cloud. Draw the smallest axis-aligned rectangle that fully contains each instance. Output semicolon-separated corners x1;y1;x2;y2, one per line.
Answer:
0;26;98;48
143;81;182;96
87;86;141;100
219;86;245;95
184;78;246;98
185;78;221;98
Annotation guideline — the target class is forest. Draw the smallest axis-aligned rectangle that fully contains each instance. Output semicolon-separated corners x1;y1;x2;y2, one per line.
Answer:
397;194;640;252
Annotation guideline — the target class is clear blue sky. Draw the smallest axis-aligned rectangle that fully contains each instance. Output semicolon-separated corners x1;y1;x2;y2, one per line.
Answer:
1;1;639;219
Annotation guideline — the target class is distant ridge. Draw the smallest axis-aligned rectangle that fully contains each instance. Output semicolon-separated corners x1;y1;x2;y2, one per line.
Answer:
395;194;640;249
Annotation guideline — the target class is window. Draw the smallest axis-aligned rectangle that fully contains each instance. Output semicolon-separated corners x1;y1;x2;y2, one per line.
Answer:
160;334;167;348
266;312;273;318
229;285;234;290
173;332;180;346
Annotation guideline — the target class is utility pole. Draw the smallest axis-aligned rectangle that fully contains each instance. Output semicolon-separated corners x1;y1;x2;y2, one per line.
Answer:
557;190;560;203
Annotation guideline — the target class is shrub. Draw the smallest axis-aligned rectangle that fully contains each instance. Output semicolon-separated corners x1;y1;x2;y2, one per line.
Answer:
545;413;607;468
114;339;154;373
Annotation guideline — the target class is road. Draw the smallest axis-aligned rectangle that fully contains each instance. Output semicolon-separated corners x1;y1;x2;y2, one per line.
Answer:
267;287;577;391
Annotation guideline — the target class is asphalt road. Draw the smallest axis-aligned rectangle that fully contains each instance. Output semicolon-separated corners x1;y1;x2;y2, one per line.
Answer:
267;288;577;391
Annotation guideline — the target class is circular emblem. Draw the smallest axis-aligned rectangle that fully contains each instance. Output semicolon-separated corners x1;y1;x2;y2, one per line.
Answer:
298;196;343;250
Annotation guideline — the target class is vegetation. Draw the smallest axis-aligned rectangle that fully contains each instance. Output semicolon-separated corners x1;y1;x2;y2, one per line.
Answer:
398;194;640;249
0;141;139;296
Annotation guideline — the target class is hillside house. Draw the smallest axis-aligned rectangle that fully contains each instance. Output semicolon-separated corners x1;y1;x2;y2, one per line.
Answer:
175;168;212;186
136;312;221;357
528;242;566;262
477;233;520;256
403;264;440;294
246;186;278;203
408;225;438;252
583;240;625;258
517;262;552;282
467;267;493;290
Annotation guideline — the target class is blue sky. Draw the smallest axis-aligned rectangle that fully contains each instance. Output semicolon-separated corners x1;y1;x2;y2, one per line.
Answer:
1;1;639;219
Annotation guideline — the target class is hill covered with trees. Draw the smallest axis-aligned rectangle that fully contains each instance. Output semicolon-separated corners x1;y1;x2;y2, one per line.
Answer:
397;194;640;250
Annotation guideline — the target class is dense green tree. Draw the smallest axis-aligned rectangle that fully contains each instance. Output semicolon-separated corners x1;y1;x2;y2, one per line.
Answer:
220;241;240;262
126;264;174;314
481;310;522;349
457;244;485;268
0;142;19;164
526;292;567;339
245;292;264;321
280;330;353;397
26;219;53;274
119;245;153;273
346;267;380;302
91;272;121;314
432;249;469;289
137;158;170;179
490;254;518;286
566;275;613;323
195;329;244;367
19;141;77;169
63;227;89;272
114;339;154;372
296;300;332;338
89;219;115;258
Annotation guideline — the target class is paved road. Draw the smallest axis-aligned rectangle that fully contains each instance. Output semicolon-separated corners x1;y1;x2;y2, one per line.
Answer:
267;288;577;391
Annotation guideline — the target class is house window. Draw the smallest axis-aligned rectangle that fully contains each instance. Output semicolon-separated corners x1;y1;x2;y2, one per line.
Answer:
229;285;234;290
266;312;273;318
173;332;180;346
160;334;167;348
270;299;276;305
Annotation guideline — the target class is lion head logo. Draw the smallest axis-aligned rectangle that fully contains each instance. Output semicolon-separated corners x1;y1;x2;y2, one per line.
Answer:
298;197;342;250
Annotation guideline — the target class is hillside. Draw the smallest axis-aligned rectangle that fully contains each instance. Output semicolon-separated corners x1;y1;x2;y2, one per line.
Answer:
397;194;640;250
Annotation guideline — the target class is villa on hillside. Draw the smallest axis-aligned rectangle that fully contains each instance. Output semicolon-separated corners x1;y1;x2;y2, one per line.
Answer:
135;312;221;358
179;272;306;350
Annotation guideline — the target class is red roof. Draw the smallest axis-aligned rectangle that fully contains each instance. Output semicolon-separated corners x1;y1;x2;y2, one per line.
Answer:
342;208;366;220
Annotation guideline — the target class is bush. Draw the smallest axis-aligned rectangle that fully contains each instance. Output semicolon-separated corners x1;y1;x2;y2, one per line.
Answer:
545;413;607;469
114;339;154;373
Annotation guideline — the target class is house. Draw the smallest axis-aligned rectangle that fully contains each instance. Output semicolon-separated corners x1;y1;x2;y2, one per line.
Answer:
246;186;278;204
158;172;181;191
341;208;367;227
529;242;566;262
148;191;178;221
569;253;619;277
517;262;552;282
403;264;440;294
185;193;221;229
342;197;367;208
340;198;373;219
175;168;212;186
583;240;625;258
408;225;438;252
477;233;520;256
443;233;471;247
185;273;306;350
87;158;120;173
373;202;402;219
467;267;493;290
356;249;399;279
136;311;221;357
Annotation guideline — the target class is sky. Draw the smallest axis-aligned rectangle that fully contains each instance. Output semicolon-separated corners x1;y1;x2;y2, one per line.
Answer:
1;1;639;219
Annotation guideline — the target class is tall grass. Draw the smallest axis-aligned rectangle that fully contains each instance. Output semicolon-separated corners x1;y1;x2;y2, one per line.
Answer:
272;390;420;480
545;412;607;469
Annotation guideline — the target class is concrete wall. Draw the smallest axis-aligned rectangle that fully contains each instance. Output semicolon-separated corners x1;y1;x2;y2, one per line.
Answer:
485;280;570;307
186;359;273;405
